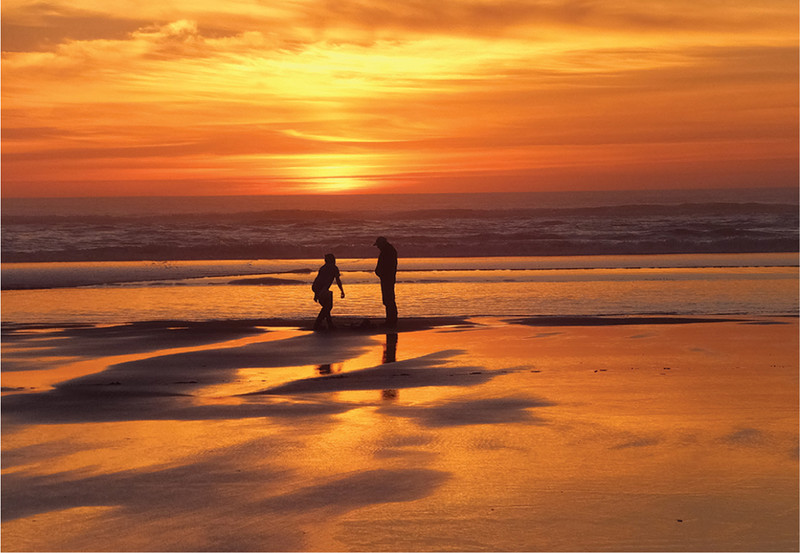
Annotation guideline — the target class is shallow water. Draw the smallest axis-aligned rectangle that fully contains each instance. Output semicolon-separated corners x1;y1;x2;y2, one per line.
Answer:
2;254;797;324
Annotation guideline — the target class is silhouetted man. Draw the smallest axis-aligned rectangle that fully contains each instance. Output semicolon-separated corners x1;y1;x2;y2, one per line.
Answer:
374;236;398;328
312;253;344;331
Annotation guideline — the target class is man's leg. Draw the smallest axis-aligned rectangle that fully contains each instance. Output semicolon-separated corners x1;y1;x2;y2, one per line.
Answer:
381;280;398;327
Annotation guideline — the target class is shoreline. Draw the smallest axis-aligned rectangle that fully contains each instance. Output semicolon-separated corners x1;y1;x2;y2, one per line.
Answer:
4;312;793;333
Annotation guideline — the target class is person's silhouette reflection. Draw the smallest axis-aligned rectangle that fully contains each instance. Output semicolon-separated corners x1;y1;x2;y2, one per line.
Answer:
383;332;398;363
382;332;398;400
316;363;341;375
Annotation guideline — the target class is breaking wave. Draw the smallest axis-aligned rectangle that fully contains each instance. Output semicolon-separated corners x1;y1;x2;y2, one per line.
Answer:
3;201;797;263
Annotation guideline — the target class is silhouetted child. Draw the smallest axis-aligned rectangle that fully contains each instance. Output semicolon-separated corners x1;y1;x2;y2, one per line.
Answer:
312;253;345;331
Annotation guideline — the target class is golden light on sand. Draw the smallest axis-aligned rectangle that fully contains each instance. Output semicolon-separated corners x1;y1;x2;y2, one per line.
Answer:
3;317;796;550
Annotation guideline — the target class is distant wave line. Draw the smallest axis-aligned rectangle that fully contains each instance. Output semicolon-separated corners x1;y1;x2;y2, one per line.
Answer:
3;255;797;290
3;201;798;225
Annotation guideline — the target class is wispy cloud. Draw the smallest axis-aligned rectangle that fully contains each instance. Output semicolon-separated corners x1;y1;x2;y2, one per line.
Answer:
2;0;797;195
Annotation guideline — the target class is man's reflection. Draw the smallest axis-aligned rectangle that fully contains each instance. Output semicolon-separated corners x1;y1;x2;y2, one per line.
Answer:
382;332;398;401
383;332;398;363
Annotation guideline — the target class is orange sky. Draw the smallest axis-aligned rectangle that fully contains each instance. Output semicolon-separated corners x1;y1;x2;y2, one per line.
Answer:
2;0;798;197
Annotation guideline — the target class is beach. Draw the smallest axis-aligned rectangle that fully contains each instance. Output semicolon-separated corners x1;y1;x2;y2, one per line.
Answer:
2;314;797;551
2;193;798;551
2;0;798;545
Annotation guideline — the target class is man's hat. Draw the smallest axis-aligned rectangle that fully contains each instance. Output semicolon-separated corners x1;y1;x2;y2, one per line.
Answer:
373;236;387;246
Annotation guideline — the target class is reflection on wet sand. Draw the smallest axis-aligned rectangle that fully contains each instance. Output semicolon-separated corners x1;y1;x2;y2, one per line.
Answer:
383;332;398;364
1;317;797;551
315;363;342;376
381;389;398;401
382;332;399;401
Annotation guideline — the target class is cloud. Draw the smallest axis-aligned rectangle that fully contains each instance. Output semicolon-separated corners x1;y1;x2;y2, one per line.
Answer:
2;1;797;196
129;20;211;59
299;0;798;42
1;2;152;52
6;1;795;54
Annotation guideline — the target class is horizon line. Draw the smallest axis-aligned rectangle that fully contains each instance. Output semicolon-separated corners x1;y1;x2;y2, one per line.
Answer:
3;185;798;202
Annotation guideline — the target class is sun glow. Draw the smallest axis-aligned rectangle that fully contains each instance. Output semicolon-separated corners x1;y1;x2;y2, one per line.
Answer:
1;0;797;196
307;175;369;193
288;164;383;193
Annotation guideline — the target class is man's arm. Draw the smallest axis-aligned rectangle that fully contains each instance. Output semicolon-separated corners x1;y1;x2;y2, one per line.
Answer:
336;275;345;298
375;251;391;278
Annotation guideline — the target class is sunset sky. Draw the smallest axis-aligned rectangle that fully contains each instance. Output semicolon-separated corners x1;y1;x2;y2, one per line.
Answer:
2;0;798;197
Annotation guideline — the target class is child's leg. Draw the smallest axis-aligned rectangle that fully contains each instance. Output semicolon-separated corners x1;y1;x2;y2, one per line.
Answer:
324;296;335;328
315;292;334;330
314;306;327;330
325;304;334;328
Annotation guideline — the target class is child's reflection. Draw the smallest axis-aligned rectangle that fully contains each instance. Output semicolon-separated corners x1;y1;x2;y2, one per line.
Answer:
315;363;342;376
312;334;398;399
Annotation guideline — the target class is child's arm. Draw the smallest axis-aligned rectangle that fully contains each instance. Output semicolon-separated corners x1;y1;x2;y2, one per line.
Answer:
336;275;345;298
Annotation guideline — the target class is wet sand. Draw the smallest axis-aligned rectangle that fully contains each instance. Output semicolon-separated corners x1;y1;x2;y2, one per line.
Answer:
2;316;798;551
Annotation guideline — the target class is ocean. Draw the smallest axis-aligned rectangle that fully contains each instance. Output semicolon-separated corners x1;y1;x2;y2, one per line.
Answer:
3;188;798;262
2;188;798;324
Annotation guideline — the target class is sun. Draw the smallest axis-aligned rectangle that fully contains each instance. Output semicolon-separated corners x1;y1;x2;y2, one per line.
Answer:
312;176;368;193
295;164;380;193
